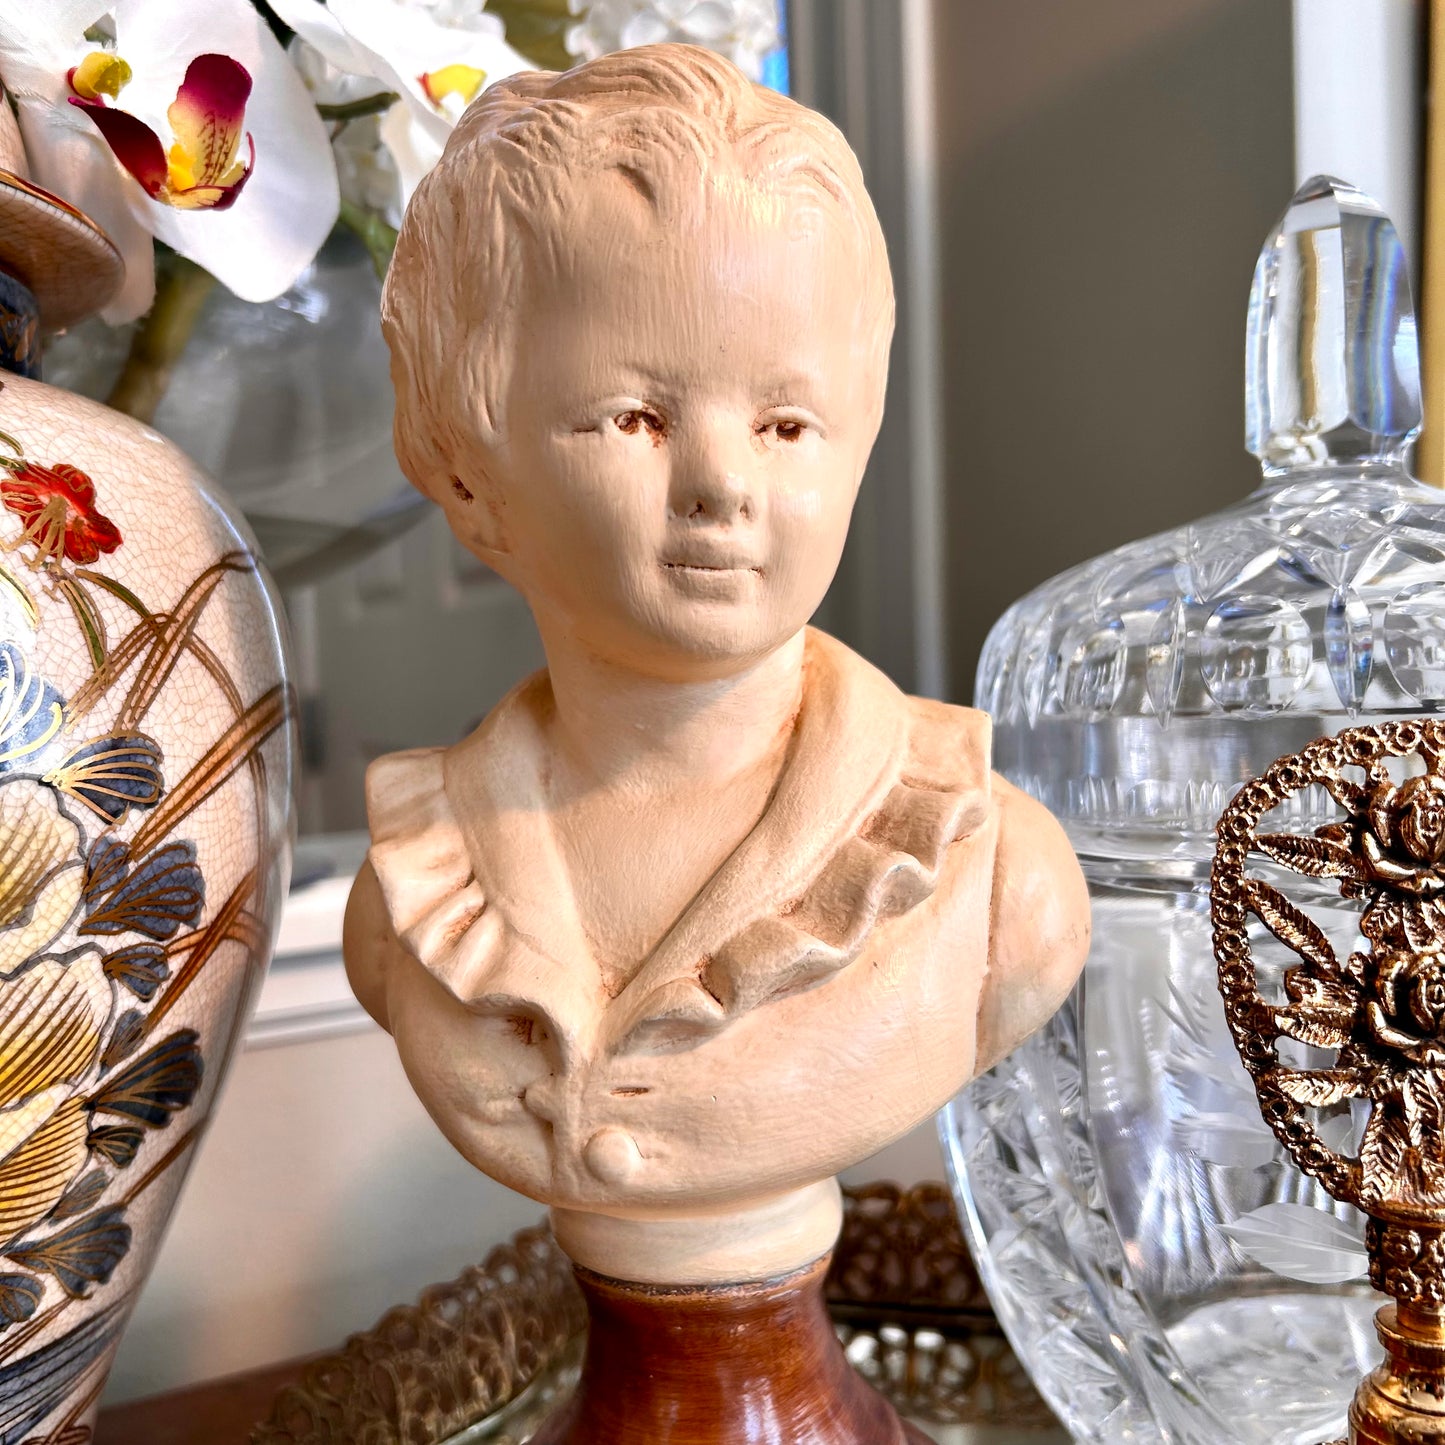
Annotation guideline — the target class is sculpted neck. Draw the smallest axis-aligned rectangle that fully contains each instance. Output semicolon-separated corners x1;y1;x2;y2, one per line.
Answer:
534;621;807;791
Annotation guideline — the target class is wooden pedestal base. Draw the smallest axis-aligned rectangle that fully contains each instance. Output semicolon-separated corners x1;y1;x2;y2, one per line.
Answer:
529;1253;928;1445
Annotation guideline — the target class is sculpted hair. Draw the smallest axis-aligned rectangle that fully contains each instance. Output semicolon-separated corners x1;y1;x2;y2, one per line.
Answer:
381;42;895;503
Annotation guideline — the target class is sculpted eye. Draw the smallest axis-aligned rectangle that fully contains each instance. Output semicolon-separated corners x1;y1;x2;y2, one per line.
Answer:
614;408;666;438
757;414;809;444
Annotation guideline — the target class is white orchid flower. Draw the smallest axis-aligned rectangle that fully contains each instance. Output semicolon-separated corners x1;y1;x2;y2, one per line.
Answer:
270;0;533;215
566;0;780;82
289;37;402;227
0;0;340;322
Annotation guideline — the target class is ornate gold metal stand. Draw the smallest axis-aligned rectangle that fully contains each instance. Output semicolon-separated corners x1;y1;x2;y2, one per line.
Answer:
252;1182;1053;1443
1211;717;1445;1445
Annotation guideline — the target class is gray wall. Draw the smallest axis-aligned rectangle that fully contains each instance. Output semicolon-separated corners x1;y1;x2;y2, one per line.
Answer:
934;0;1295;699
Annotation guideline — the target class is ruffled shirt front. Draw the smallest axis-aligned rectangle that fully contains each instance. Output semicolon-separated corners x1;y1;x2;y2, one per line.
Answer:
360;629;998;1205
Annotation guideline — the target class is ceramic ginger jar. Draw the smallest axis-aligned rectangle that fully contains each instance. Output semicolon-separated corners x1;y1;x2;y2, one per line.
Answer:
0;371;293;1441
0;109;292;1441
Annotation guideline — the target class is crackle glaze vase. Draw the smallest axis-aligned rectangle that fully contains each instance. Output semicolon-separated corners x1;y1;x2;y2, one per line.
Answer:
0;369;291;1440
0;66;288;1440
943;179;1445;1443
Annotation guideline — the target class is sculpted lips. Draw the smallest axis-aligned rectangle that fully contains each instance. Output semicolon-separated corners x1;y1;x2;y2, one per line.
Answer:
662;560;763;574
660;540;763;577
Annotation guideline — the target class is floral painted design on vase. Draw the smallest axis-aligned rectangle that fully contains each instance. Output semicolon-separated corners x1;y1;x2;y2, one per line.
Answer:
0;375;290;1442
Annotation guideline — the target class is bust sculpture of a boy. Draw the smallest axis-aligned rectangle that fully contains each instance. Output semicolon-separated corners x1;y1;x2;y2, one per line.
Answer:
346;41;1088;1442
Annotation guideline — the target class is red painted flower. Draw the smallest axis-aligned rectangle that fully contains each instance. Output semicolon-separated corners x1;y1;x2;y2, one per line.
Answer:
69;53;254;212
1;461;122;566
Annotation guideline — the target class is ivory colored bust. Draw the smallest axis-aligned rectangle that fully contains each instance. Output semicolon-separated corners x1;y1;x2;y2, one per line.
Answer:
346;43;1089;1292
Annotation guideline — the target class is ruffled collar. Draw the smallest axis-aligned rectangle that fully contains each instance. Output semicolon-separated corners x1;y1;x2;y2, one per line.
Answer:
365;630;992;1058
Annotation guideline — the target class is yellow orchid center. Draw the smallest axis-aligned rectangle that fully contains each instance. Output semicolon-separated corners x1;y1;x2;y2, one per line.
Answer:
71;53;255;213
420;63;488;109
69;50;133;102
167;143;198;195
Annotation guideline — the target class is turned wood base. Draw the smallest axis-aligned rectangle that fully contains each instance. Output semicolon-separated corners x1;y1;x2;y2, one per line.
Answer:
529;1252;927;1445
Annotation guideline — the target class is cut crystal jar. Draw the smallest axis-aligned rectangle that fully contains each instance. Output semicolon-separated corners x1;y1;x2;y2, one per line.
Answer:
942;176;1445;1443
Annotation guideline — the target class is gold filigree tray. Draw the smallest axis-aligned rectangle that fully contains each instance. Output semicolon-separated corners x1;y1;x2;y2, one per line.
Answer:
251;1182;1055;1444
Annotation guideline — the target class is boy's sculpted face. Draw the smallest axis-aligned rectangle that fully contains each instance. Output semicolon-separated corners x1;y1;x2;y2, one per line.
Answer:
483;175;884;678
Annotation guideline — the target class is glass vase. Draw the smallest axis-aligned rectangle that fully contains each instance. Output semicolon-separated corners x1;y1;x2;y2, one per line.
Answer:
942;176;1445;1443
45;228;428;589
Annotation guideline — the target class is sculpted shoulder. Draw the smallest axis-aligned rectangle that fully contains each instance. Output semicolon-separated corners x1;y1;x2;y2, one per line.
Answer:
343;859;397;1032
343;745;469;1034
898;688;992;810
972;774;1091;1074
870;677;1088;1081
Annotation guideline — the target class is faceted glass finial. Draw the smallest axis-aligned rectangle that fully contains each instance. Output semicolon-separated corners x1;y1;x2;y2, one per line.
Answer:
1245;175;1420;473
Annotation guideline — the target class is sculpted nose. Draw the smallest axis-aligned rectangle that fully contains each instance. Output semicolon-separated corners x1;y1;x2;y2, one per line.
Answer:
669;427;756;523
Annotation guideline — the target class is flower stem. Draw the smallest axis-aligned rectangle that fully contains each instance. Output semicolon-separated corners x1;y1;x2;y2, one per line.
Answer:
338;198;399;282
318;91;399;122
105;257;216;424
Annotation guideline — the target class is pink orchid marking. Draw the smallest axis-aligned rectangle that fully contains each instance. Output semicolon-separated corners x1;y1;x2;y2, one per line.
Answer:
69;53;255;211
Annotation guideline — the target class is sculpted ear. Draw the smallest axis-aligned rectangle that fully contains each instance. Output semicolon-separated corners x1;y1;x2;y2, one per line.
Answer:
388;342;512;560
392;404;513;564
437;466;513;563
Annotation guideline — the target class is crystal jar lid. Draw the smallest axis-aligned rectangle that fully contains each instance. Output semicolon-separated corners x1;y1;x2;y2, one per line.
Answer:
979;178;1445;857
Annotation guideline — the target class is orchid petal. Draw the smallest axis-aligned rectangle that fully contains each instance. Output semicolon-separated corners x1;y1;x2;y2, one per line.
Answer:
30;4;112;42
619;12;673;48
311;0;530;208
67;96;168;197
679;4;739;43
273;0;533;213
378;102;444;210
265;0;377;80
111;0;339;302
327;0;529;129
166;53;252;189
321;10;460;137
0;5;107;71
107;0;257;108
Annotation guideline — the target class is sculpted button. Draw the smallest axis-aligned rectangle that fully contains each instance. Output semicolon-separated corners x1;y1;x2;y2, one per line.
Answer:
584;1126;644;1185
